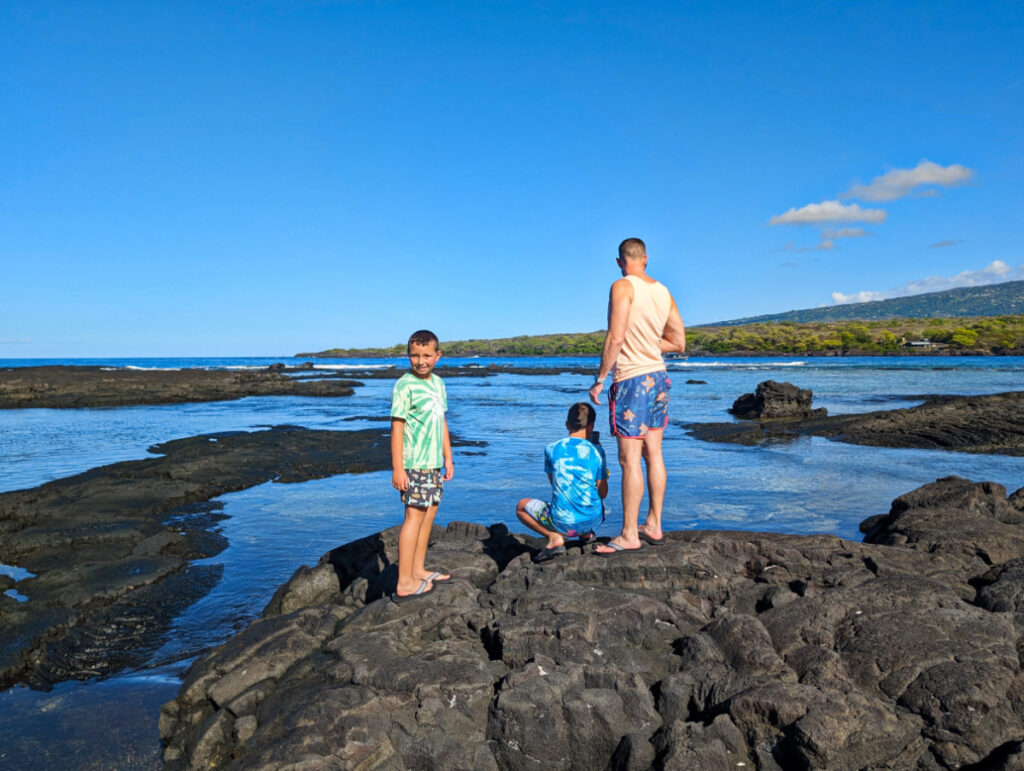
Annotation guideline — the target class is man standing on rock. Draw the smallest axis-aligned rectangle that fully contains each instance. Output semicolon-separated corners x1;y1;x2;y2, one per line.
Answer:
589;238;686;554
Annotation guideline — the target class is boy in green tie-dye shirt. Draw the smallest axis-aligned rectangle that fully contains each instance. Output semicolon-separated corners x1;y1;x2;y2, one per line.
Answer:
389;329;454;601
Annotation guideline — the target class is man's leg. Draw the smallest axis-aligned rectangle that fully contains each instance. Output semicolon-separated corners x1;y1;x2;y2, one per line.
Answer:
640;428;666;540
595;435;644;553
397;505;431;596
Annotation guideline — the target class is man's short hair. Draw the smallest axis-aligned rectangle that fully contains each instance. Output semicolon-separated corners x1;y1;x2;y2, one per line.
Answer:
566;402;597;431
618;238;646;261
407;329;439;351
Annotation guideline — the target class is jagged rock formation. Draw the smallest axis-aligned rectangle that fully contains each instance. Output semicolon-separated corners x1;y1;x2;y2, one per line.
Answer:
0;426;390;690
690;389;1024;456
728;380;827;420
0;365;360;409
162;477;1024;770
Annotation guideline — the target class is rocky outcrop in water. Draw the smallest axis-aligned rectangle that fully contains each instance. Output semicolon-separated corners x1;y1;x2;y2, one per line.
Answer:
0;366;361;409
729;379;827;420
0;426;390;690
689;386;1024;456
161;476;1024;770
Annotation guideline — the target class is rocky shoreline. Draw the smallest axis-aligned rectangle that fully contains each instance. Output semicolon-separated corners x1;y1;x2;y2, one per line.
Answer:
160;476;1024;769
0;426;391;690
685;387;1024;455
0;365;361;409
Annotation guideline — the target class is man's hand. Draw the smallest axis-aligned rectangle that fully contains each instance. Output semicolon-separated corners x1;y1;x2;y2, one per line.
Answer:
443;458;454;481
392;468;409;492
589;381;604;405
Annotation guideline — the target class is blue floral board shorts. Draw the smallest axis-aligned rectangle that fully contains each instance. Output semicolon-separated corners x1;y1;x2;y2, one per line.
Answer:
609;370;671;437
522;499;600;538
400;468;443;508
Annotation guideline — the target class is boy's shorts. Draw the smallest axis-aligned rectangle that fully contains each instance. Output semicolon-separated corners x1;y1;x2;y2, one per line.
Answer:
401;468;444;508
609;370;671;438
522;499;599;538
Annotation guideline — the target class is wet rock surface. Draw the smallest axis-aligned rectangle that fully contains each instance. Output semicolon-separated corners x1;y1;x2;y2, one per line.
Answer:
0;426;391;690
729;379;827;420
688;386;1024;456
0;365;361;409
163;476;1024;770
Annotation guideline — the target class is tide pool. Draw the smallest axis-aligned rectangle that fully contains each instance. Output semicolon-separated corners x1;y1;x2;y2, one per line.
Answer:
1;355;1023;767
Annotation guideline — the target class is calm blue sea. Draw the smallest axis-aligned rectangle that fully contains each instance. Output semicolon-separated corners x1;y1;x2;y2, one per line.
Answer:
2;354;1023;768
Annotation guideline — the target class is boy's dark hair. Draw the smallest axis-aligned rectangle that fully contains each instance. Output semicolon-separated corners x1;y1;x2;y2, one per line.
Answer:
566;402;596;431
407;329;440;351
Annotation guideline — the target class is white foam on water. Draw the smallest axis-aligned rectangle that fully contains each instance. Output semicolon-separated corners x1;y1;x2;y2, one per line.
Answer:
122;365;183;371
312;363;396;370
669;360;808;368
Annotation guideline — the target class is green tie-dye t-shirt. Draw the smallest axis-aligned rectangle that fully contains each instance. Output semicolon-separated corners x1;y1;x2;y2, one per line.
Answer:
390;372;447;470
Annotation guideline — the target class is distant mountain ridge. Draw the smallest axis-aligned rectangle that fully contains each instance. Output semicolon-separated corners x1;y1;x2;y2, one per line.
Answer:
706;279;1024;326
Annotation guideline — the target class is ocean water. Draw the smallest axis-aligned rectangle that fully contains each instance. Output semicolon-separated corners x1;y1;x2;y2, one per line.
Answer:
1;355;1023;768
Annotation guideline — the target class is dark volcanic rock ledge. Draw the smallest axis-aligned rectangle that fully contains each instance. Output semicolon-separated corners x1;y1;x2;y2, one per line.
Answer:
163;477;1024;770
687;390;1024;455
0;365;362;408
0;426;390;690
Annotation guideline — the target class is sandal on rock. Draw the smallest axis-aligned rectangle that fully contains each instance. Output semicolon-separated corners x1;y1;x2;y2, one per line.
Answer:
391;579;434;603
639;529;664;546
593;540;643;557
533;544;566;563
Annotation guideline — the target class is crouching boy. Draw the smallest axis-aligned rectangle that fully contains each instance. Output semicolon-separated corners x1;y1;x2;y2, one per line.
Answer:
516;402;609;563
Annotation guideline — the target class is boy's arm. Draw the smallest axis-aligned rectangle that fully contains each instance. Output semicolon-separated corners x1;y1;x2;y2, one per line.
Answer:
442;418;454;481
597;477;609;499
659;295;686;354
391;418;408;491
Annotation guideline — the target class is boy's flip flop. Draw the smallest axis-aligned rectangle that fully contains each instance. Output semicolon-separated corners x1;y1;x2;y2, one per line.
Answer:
533;544;566;563
593;541;643;557
427;571;453;584
391;579;434;603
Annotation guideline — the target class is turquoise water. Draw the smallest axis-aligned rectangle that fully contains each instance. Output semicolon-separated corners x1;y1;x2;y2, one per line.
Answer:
1;355;1023;768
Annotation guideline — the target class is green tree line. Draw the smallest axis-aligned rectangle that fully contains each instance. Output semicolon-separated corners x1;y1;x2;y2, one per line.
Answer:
299;317;1024;358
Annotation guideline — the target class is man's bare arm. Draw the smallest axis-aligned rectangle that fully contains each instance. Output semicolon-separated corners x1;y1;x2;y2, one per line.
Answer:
659;297;686;354
589;279;633;405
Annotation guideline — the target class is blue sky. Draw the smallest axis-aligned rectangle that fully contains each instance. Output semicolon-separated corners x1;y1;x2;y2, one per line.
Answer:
2;1;1022;356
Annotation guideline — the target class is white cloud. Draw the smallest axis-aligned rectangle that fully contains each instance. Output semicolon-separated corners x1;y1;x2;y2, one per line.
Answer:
823;227;870;239
830;260;1024;305
843;160;975;202
769;200;888;226
930;239;965;248
832;290;886;304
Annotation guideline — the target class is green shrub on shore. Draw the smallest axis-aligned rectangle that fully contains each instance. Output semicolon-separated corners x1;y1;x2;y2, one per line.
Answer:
299;316;1024;358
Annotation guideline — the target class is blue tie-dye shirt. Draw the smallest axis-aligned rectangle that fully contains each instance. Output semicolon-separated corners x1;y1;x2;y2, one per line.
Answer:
544;437;608;532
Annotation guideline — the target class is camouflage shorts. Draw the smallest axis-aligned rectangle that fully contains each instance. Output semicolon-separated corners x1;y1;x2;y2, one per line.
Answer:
400;468;444;508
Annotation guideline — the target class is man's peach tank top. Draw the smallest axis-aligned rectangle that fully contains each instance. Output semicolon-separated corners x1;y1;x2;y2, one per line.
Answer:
614;275;672;383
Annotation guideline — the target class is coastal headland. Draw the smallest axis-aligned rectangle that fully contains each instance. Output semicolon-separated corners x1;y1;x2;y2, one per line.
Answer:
298;314;1024;358
160;476;1024;769
0;365;361;409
